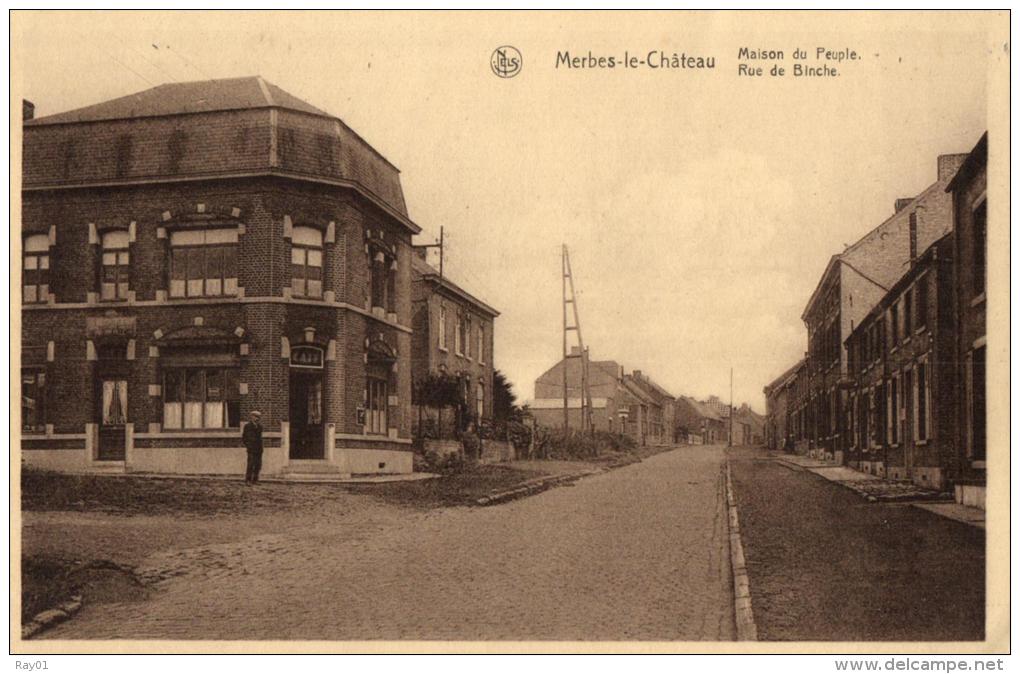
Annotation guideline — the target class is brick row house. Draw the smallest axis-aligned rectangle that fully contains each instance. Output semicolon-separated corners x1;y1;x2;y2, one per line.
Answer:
763;134;989;507
410;250;499;437
530;352;676;446
19;77;439;477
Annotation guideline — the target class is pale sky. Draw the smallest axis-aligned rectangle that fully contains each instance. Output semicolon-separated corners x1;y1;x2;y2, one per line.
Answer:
14;11;1001;411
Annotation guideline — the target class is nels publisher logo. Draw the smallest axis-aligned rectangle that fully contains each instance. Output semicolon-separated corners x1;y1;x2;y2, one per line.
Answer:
491;45;522;78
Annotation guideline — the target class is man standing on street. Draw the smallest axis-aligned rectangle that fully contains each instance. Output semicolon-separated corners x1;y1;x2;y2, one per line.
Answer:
243;410;264;485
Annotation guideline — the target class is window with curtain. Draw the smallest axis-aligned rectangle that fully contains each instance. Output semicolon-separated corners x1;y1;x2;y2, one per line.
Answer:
291;226;324;298
476;381;484;419
169;229;238;298
477;324;485;363
23;234;50;304
101;230;131;301
22;370;46;433
163;367;240;429
101;380;128;425
455;314;464;355
465;317;472;358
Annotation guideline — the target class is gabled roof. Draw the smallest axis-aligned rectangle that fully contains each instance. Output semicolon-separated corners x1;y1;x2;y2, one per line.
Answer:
27;76;329;125
764;358;806;395
621;376;657;406
412;254;500;317
946;132;988;193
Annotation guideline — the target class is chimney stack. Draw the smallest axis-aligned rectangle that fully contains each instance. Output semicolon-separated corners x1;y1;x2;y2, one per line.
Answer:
22;99;34;121
894;198;914;213
937;153;969;182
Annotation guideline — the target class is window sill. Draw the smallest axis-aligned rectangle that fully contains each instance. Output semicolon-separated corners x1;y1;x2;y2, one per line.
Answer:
970;293;986;308
438;346;449;353
137;429;242;438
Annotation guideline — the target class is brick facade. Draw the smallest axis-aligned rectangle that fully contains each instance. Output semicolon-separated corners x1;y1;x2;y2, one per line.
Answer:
19;78;422;477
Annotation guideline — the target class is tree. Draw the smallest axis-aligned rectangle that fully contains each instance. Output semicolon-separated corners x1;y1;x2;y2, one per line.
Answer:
492;369;519;423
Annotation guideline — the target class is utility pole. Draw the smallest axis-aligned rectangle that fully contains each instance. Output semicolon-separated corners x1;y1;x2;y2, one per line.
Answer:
729;367;734;448
561;245;594;437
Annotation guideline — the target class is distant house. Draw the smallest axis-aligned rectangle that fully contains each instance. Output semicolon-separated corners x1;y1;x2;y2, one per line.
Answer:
531;348;630;436
410;250;499;435
764;359;805;451
623;371;675;446
674;396;726;445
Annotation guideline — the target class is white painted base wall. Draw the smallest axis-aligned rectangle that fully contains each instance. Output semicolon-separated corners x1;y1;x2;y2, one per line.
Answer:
130;446;288;476
22;450;90;473
955;484;986;510
347;448;412;474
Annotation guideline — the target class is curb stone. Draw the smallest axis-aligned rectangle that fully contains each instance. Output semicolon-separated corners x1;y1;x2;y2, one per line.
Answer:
473;468;605;507
21;594;83;640
725;461;758;642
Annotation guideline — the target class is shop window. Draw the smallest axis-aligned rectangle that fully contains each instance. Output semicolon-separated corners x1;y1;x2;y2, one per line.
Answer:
291;227;323;299
21;369;46;433
163;367;240;429
169;229;238;298
366;376;389;435
101;230;131;301
23;234;50;304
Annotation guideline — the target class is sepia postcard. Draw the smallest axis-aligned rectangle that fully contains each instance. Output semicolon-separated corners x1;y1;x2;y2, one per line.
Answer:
9;9;1010;656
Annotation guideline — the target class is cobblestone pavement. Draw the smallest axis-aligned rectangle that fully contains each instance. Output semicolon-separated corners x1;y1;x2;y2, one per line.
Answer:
729;449;984;642
43;446;735;641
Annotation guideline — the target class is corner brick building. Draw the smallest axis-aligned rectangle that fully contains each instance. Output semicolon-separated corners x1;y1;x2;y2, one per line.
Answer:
19;77;426;477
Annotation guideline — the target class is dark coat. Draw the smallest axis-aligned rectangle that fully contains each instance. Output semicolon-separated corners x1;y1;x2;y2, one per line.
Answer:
243;420;264;452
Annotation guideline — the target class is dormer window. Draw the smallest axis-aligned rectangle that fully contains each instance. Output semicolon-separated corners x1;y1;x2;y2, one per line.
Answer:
23;234;50;304
291;226;323;299
101;230;130;301
170;228;238;298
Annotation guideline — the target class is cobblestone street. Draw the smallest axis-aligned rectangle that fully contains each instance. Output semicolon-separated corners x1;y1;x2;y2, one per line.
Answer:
41;446;734;641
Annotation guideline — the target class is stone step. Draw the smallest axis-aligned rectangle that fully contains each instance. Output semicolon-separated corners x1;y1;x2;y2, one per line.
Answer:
283;460;344;474
273;472;352;483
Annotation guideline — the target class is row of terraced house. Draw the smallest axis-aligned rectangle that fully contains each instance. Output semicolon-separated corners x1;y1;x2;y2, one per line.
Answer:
530;350;764;447
763;134;988;509
19;77;499;479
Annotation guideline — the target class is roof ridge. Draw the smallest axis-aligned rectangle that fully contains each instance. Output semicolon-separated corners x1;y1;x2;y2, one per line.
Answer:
255;75;275;106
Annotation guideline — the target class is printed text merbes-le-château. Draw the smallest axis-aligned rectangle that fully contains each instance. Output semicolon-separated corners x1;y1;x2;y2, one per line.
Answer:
556;51;715;69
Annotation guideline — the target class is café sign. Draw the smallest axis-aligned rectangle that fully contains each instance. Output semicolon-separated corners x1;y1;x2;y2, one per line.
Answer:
290;345;324;369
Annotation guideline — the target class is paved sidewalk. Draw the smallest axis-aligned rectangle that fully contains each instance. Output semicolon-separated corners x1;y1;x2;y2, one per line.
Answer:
912;502;985;530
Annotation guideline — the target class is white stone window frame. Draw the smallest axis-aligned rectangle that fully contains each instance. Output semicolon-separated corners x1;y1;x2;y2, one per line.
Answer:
438;304;448;352
23;233;52;305
169;228;240;299
290;226;325;300
100;229;132;302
